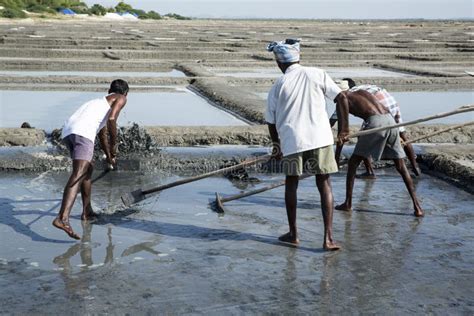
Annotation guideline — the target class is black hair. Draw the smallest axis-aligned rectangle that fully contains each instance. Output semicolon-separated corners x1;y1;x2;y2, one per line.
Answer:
342;77;356;88
109;79;129;95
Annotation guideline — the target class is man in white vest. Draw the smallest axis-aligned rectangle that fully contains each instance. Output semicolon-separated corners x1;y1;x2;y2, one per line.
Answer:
53;79;129;240
266;39;345;251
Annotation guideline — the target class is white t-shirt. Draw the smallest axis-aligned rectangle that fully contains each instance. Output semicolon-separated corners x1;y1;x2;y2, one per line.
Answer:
265;64;341;156
61;96;111;142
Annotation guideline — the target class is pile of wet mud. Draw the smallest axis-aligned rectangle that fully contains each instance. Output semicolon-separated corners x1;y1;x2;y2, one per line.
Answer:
50;123;161;159
418;144;474;194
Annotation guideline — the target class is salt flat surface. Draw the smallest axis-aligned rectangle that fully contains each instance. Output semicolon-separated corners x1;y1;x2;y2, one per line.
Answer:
0;169;472;314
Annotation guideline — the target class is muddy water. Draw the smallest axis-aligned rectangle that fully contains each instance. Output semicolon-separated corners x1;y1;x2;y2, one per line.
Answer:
0;89;247;132
0;169;472;314
0;69;186;78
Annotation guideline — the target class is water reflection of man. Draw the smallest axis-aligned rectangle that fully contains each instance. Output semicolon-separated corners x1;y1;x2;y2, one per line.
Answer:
333;87;424;217
53;80;129;240
53;223;115;297
265;39;344;250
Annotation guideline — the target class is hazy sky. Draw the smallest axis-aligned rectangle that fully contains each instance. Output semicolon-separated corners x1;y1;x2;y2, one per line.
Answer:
83;0;473;19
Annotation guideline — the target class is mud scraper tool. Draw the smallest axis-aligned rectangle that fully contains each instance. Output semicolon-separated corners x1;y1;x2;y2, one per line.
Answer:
121;155;270;207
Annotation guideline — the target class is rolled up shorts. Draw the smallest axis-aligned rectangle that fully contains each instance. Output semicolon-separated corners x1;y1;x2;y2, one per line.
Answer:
282;145;338;176
62;134;94;162
354;114;406;161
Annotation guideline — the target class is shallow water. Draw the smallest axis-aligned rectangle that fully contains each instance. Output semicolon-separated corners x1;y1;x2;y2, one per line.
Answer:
255;91;473;125
216;67;417;78
0;89;247;132
0;169;472;314
0;69;186;78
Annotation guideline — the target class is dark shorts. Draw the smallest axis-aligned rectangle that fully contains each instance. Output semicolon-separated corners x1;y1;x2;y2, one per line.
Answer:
354;114;405;161
62;134;94;162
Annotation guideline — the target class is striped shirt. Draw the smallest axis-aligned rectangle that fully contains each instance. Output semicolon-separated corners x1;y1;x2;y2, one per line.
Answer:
331;84;405;131
350;85;400;118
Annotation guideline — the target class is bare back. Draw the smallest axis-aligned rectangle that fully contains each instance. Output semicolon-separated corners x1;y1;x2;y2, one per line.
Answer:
346;90;389;121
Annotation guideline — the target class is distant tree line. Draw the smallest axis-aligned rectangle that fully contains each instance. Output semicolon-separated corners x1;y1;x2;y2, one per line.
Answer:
0;0;190;20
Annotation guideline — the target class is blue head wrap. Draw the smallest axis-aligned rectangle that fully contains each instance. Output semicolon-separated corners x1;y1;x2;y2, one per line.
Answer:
266;38;301;63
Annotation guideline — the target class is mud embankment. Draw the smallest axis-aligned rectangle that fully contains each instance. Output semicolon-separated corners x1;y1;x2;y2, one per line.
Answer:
0;128;46;146
1;124;472;149
191;78;266;123
418;145;474;194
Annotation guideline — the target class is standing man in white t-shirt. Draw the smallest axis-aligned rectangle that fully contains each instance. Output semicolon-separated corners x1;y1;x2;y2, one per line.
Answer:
266;39;347;251
53;79;129;240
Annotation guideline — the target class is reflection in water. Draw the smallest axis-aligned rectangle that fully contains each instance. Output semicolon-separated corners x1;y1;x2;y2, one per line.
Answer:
53;222;113;273
121;237;162;257
53;222;163;272
320;253;338;315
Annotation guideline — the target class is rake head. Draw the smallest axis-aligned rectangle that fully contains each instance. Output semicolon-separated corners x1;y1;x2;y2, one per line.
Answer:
121;189;145;207
212;192;226;213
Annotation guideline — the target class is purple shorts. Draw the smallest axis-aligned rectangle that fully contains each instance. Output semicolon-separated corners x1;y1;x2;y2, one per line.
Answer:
62;134;94;162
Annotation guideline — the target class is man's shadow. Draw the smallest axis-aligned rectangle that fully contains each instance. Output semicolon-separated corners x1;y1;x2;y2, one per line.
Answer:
0;197;72;243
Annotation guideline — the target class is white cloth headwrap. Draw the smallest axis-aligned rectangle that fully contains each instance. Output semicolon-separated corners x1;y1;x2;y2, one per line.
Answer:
266;39;300;63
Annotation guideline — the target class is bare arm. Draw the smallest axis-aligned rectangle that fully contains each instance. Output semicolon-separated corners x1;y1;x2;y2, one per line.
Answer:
267;123;282;160
98;126;112;160
334;92;350;164
106;95;127;162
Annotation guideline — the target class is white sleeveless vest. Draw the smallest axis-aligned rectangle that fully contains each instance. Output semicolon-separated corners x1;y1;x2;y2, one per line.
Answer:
61;96;111;142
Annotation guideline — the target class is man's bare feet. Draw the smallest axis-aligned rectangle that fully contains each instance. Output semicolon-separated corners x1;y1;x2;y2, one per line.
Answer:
323;241;341;251
278;232;299;245
414;207;424;217
335;202;352;212
355;172;376;179
52;217;80;240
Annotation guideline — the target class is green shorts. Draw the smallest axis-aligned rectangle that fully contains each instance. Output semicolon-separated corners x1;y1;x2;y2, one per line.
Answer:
282;145;338;176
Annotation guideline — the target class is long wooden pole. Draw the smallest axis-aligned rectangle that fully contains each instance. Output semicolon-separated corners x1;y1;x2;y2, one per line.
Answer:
402;121;474;145
141;155;270;195
346;104;473;139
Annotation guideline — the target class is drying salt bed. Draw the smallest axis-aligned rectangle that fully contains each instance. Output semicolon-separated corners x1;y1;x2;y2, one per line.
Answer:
0;69;186;78
253;91;473;125
215;67;418;78
0;169;473;314
0;88;247;132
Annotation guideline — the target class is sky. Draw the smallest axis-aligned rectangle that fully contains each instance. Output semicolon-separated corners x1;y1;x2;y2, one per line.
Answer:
83;0;473;19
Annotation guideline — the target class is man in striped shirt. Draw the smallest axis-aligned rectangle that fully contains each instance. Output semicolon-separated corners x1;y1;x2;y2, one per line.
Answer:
331;78;420;178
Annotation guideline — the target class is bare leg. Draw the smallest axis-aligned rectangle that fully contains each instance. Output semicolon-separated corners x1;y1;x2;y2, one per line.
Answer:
316;174;340;251
53;160;91;240
81;164;99;221
336;155;364;212
357;157;376;179
400;132;420;176
279;175;299;244
393;159;424;217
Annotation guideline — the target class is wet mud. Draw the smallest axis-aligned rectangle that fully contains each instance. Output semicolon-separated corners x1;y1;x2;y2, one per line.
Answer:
0;169;473;314
0;18;473;313
418;144;474;194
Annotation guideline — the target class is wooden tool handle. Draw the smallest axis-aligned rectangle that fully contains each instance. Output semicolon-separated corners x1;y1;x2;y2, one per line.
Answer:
402;121;474;145
221;174;312;203
142;154;271;195
346;104;473;139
